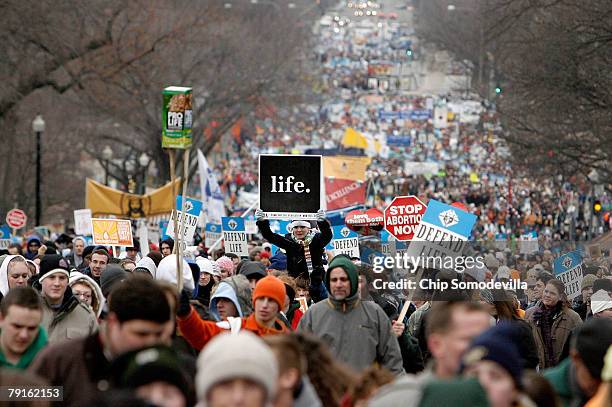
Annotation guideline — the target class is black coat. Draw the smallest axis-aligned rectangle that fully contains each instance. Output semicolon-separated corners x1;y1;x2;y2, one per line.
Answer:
256;219;333;282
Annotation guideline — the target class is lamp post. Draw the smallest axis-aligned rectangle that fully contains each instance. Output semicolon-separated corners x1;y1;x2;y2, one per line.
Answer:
138;152;150;194
102;146;113;185
32;115;45;226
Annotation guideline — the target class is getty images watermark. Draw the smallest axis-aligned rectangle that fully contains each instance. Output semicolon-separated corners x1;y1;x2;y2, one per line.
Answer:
369;253;528;292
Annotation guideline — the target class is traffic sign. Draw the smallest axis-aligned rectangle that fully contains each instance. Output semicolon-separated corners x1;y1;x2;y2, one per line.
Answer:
6;209;27;229
384;196;426;241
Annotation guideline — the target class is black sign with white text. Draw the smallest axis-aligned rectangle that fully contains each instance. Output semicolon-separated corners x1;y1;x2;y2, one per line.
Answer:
259;154;322;219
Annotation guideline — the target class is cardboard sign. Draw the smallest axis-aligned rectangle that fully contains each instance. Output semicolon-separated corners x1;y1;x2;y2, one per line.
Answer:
259;154;323;219
205;223;222;248
92;219;134;247
553;251;584;300
73;209;93;236
326;225;359;258
405;199;477;266
162;86;193;149
222;217;248;257
166;195;203;246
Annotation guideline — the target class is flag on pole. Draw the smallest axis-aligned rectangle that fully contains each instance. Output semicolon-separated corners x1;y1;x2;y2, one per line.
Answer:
197;149;226;224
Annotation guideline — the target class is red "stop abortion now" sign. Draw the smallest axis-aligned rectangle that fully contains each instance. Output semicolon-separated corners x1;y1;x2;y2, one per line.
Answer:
384;196;426;241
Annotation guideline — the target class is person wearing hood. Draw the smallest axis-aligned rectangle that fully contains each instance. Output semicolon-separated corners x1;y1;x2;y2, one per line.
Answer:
256;209;332;303
155;254;195;291
67;236;87;269
37;254;98;342
160;238;174;257
208;274;252;322
0;255;30;301
134;256;158;277
24;236;42;261
297;255;404;375
177;275;289;351
69;271;105;318
195;257;220;307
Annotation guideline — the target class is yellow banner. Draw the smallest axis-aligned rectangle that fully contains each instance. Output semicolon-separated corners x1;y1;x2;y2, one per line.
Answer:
85;178;180;218
341;127;368;150
323;156;371;182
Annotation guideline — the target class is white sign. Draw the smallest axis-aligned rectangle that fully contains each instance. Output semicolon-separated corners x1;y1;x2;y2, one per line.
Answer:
205;223;222;248
166;210;198;246
326;225;359;258
222;217;249;257
0;240;10;250
74;209;93;236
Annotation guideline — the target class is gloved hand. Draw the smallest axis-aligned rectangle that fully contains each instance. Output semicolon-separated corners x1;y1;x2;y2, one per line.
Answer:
255;208;266;221
177;289;192;318
316;209;326;222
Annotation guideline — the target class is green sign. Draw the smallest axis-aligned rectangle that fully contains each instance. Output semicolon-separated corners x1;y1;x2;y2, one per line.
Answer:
162;86;193;149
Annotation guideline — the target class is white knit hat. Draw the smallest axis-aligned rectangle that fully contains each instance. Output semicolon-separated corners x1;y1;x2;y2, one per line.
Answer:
195;331;278;403
591;289;612;315
289;220;311;229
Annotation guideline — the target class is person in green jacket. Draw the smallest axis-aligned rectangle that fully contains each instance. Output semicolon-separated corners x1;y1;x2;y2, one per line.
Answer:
0;286;48;369
298;255;404;375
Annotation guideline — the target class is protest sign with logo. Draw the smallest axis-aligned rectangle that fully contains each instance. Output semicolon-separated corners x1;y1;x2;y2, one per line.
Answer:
166;195;203;244
259;154;323;219
405;199;477;266
74;209;93;236
553;251;584;300
0;224;10;250
222;217;248;257
205;223;222;248
326;225;360;258
92;219;134;247
162;86;193;149
0;225;11;240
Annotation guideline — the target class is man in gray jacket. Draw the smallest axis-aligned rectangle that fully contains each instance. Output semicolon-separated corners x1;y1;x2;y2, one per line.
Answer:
37;255;98;342
298;255;404;375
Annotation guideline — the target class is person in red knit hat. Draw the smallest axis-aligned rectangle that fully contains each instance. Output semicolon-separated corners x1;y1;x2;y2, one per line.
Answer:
176;275;289;351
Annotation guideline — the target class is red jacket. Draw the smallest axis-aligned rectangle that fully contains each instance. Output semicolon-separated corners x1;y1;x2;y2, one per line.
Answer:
178;307;288;351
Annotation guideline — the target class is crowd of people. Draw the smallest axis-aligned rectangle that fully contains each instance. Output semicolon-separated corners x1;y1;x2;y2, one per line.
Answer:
1;3;611;407
1;201;612;407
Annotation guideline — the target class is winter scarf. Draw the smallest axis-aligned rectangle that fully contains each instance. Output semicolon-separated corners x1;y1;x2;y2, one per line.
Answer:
292;231;315;274
533;301;562;367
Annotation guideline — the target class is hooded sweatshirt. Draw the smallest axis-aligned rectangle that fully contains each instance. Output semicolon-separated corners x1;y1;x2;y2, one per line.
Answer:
156;255;195;291
24;236;41;260
298;255;404;375
69;272;105;318
134;256;157;277
0;254;27;297
210;282;244;321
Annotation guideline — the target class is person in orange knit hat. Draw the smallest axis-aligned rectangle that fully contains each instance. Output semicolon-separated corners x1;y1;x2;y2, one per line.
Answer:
177;275;289;351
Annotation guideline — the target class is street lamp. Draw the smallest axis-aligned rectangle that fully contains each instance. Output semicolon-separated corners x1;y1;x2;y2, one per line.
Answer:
102;145;113;185
32;114;45;226
138;153;150;194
